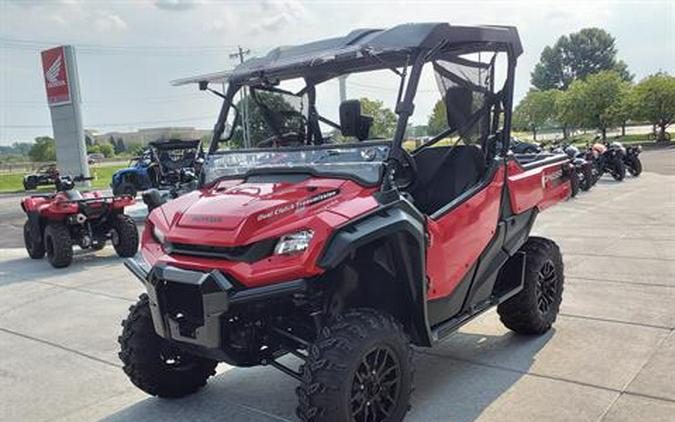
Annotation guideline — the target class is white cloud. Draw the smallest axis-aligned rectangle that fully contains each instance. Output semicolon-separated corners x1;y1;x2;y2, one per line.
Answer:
94;12;128;32
154;0;202;11
249;0;310;35
203;7;238;33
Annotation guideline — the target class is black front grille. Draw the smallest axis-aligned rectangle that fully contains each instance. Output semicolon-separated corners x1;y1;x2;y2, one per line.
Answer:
161;281;204;338
167;238;276;263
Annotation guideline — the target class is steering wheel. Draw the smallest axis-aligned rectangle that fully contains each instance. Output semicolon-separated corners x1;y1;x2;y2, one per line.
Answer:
257;132;304;148
390;149;417;190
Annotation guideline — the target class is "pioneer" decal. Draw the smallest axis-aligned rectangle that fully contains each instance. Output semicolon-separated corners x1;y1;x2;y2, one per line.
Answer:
543;169;564;188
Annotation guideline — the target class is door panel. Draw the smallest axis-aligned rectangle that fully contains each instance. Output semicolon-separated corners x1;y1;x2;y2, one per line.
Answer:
426;164;504;302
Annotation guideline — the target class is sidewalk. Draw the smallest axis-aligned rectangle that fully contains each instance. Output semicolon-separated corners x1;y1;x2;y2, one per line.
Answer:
0;171;673;422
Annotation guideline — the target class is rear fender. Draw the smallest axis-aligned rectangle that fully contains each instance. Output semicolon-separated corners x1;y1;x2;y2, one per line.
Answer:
318;200;432;346
506;156;572;213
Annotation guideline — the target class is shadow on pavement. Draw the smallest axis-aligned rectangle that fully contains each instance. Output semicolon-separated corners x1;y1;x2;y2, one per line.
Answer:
0;251;126;287
100;330;552;422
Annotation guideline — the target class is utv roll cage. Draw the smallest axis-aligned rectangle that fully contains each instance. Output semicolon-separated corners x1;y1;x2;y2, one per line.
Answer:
206;22;522;172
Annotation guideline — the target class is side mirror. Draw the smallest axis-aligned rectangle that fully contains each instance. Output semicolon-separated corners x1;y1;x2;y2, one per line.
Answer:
340;100;372;141
445;86;474;135
142;189;166;212
220;106;240;141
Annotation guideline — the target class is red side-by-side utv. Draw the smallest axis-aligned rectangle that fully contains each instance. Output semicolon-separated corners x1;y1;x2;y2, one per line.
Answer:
119;23;572;422
22;175;139;268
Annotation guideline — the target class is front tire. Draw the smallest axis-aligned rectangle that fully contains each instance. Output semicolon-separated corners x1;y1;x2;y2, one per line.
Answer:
44;223;73;268
497;237;564;335
110;214;138;257
296;309;413;422
23;220;45;259
118;294;218;398
627;157;642;176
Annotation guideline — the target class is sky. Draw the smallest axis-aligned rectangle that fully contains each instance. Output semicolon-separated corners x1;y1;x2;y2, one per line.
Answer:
0;0;673;145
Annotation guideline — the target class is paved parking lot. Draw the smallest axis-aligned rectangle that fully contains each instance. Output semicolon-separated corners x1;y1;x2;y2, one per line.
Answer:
0;148;674;421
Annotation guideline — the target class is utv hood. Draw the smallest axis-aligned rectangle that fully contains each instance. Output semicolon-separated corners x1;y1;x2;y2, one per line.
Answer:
154;176;376;246
174;182;341;230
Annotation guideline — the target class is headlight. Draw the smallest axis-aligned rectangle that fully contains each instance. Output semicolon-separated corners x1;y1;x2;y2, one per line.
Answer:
274;230;314;255
152;225;166;245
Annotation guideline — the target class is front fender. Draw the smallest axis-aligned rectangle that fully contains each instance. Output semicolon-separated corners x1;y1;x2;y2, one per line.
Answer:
318;200;432;346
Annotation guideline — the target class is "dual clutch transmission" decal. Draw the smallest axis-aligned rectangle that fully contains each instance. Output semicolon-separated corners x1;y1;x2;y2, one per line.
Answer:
256;189;340;222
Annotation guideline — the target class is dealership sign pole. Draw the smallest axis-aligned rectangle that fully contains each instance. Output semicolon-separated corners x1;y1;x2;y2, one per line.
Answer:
40;46;89;182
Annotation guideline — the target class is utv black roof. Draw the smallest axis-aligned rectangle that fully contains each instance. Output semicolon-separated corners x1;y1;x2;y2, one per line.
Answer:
148;139;201;150
229;22;522;84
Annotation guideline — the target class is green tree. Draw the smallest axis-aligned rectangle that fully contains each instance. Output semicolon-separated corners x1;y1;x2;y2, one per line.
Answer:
427;99;447;136
557;71;629;140
87;144;101;154
608;83;634;137
359;97;397;139
555;87;579;138
99;143;114;157
532;28;631;90
631;73;675;142
115;137;126;153
28;136;56;162
512;89;559;140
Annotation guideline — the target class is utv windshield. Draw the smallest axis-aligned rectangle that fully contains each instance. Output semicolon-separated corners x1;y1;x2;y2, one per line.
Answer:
222;87;310;148
203;141;390;186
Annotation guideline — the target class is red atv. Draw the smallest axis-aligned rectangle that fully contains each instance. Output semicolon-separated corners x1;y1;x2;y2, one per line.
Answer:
119;23;572;421
21;175;139;268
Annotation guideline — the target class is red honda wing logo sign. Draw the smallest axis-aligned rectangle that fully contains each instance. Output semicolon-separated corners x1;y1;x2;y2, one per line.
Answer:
41;46;71;105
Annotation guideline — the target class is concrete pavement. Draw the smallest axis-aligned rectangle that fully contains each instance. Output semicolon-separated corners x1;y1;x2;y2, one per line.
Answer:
0;150;673;421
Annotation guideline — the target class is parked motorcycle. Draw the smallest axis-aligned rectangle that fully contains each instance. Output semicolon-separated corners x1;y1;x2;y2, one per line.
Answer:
590;142;626;182
622;144;643;176
551;143;593;193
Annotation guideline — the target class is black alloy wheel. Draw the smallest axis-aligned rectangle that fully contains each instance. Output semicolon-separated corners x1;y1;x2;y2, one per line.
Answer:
535;260;558;315
351;345;401;422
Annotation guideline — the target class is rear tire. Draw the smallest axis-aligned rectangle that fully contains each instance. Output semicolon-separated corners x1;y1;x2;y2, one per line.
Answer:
611;157;626;181
497;237;564;335
591;165;601;185
110;214;138;257
23;179;37;191
23;220;45;259
569;169;579;197
296;308;413;422
118;294;218;398
44;223;73;268
580;165;593;191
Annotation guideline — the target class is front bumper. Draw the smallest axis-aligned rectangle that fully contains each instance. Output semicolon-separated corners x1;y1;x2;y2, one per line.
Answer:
125;254;306;349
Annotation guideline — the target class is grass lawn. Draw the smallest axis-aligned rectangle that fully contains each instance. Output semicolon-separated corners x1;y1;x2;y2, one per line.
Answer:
0;164;126;194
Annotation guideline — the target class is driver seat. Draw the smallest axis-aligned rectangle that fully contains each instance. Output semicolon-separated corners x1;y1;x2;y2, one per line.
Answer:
411;145;485;215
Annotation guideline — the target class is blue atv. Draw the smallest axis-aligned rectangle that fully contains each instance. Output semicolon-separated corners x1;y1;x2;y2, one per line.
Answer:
111;139;202;198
